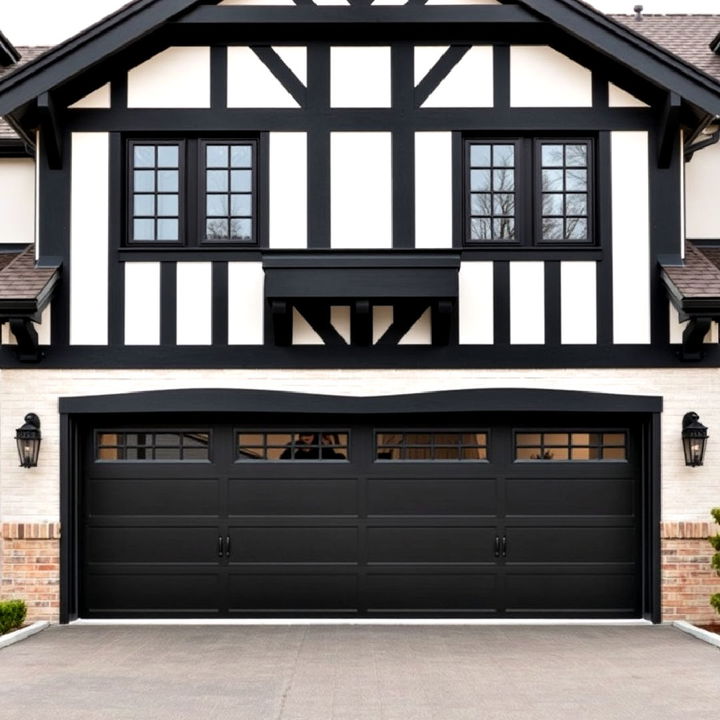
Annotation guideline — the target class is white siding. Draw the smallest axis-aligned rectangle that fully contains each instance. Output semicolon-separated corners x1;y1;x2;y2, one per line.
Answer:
269;132;307;248
415;132;452;248
176;263;212;345
561;261;597;345
685;141;720;239
330;47;392;108
124;262;161;345
0;158;35;246
68;83;111;109
70;132;109;345
228;262;265;345
127;47;210;108
458;261;493;345
509;261;544;344
611;131;650;344
331;133;392;249
421;46;493;108
227;47;300;108
510;46;592;107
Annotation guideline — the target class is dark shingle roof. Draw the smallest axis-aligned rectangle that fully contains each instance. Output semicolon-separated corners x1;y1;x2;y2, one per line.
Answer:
662;243;720;317
611;14;720;83
0;46;51;141
0;245;59;302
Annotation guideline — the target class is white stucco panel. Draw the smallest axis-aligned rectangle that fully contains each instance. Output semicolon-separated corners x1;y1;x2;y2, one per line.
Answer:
510;46;592;108
0;158;35;246
415;132;452;248
269;132;307;248
228;262;265;345
608;82;648;108
561;261;597;345
176;263;212;345
510;261;544;344
414;46;449;86
70;132;109;345
68;83;111;109
128;47;210;108
124;263;161;345
611;131;650;344
685;141;720;239
458;262;493;345
331;47;392;108
421;46;493;108
227;47;300;108
330;132;392;249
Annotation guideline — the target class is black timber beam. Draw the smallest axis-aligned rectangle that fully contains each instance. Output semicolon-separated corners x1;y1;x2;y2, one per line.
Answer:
270;300;292;347
680;317;713;361
174;5;544;25
8;319;41;363
657;92;681;169
37;92;63;169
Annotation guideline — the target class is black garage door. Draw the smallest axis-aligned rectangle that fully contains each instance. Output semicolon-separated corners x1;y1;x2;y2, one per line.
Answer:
81;414;642;618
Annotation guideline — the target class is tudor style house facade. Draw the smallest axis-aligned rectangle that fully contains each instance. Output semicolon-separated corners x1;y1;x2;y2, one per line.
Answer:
0;0;719;623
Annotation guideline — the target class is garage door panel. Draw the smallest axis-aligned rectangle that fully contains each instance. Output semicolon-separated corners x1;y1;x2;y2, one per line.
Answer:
505;572;638;613
85;571;222;613
506;478;634;517
367;527;496;564
229;573;357;610
505;526;637;564
365;573;496;611
86;526;220;563
87;477;220;516
367;477;496;516
228;478;358;516
230;527;358;563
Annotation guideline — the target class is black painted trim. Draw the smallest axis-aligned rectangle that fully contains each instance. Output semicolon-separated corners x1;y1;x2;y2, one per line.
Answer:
493;261;510;346
252;45;306;108
212;261;228;346
210;45;227;110
414;45;470;108
110;72;127;110
595;131;613;345
392;42;414;249
108;133;124;346
306;43;330;249
160;261;176;345
544;261;561;345
493;44;510;109
59;386;663;416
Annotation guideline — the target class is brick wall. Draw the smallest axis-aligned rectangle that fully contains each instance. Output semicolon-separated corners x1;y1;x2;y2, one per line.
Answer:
661;521;720;624
0;523;60;622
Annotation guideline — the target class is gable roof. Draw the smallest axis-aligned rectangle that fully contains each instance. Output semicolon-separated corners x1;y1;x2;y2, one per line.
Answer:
611;14;720;83
1;0;720;128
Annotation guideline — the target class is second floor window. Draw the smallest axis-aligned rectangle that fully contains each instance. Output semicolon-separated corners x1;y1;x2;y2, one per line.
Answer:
127;137;257;246
465;137;593;247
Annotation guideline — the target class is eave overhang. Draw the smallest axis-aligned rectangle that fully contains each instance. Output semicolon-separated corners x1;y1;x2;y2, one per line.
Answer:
1;0;720;129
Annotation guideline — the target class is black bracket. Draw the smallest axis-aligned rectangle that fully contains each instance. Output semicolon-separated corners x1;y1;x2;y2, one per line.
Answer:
270;300;291;346
8;318;42;363
37;92;63;170
680;316;712;361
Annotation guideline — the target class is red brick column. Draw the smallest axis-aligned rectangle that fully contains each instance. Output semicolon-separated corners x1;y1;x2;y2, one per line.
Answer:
1;523;60;623
661;521;719;624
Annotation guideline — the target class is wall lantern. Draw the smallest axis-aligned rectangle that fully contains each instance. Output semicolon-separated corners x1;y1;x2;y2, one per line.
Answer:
15;413;41;468
682;412;708;467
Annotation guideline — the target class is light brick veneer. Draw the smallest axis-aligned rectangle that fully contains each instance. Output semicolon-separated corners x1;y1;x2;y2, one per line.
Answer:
0;522;60;622
661;521;719;624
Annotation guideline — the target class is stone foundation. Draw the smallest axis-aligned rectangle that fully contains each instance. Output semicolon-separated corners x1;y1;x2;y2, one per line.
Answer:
661;521;719;624
0;522;60;622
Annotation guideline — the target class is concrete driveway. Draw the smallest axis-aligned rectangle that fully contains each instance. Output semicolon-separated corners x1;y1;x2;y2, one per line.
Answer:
0;624;717;720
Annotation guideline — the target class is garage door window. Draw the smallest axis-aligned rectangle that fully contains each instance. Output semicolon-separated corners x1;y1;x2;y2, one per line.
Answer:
237;431;349;460
375;431;488;461
515;431;626;461
95;431;210;461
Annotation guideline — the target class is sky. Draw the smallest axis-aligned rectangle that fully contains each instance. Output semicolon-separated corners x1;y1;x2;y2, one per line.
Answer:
1;0;720;45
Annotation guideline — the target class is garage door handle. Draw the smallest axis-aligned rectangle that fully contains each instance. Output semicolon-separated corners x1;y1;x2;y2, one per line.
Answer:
226;535;232;558
494;537;501;558
501;536;507;558
217;536;224;558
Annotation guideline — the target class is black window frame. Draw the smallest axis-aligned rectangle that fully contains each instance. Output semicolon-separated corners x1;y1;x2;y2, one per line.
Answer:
463;135;596;249
124;135;260;249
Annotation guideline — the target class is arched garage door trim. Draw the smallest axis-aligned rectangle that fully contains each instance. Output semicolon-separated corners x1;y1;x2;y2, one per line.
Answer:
59;387;661;623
